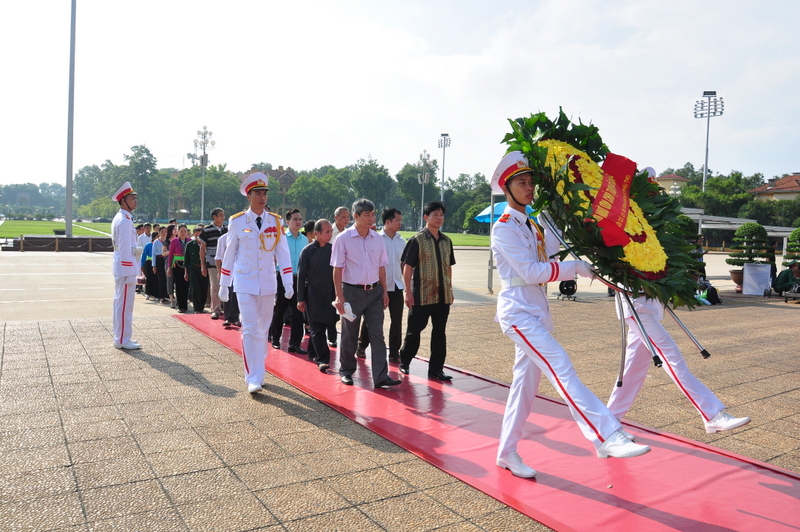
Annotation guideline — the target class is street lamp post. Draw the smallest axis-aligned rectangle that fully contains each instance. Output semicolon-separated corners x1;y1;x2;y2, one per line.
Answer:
437;133;450;202
693;91;724;193
193;125;216;223
417;150;431;230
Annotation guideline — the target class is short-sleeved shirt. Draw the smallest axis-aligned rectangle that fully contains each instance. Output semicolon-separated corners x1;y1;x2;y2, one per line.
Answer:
330;226;388;285
198;223;227;265
402;228;456;306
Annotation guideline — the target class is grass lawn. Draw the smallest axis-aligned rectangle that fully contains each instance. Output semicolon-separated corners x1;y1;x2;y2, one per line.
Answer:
398;230;489;247
0;220;112;238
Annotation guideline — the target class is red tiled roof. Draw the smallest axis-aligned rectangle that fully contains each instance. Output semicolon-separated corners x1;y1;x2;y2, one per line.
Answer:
750;174;800;195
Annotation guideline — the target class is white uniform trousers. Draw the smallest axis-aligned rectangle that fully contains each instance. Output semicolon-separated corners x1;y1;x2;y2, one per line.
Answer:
498;322;622;459
237;293;275;387
607;313;724;422
113;276;136;346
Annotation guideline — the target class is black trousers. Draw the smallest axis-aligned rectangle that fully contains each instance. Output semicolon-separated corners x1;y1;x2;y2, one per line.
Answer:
358;288;404;358
399;302;451;374
143;260;158;297
172;264;189;312
269;275;303;347
155;256;168;299
187;266;207;312
224;285;240;323
307;321;331;365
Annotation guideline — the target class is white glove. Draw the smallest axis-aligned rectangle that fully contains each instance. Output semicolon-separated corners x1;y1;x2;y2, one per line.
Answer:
574;260;595;279
284;289;294;300
133;246;144;259
218;286;229;302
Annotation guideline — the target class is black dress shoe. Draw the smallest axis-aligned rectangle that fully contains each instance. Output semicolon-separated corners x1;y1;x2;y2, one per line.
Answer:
271;342;281;349
341;375;353;385
429;370;453;381
288;345;308;355
328;340;337;348
376;377;402;388
355;347;366;359
399;365;410;375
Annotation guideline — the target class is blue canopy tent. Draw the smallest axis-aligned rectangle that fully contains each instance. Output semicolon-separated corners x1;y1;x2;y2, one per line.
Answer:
474;201;534;223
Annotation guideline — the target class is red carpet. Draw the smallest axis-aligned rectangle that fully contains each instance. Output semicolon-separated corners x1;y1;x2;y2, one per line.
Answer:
177;314;800;531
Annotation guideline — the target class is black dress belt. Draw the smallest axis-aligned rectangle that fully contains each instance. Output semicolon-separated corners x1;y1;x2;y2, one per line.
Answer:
343;282;377;290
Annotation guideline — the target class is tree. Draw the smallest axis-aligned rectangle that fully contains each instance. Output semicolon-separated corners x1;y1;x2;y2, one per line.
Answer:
395;162;440;230
349;158;395;212
74;165;103;206
725;222;771;267
462;202;490;233
124;145;158;214
287;172;350;220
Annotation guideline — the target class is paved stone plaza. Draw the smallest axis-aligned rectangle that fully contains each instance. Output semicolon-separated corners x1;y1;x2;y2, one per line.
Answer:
1;250;798;531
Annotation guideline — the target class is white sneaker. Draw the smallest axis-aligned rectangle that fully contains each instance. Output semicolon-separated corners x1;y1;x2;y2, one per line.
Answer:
704;411;751;434
596;430;651;459
496;451;537;478
247;383;263;394
114;341;142;350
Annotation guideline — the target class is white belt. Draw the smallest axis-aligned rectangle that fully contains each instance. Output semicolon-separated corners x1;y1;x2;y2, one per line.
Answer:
500;277;528;288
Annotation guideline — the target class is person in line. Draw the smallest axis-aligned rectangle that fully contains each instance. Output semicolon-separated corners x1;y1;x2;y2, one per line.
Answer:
302;220;316;243
199;208;227;319
327;206;351;348
137;223;152;250
152;226;169;304
215;232;240;327
331;199;401;389
218;173;294;394
297;219;338;372
141;231;158;301
269;208;308;354
397;202;455;380
184;225;208;313
607;294;750;434
163;224;177;308
490;151;650;479
167;224;191;313
110;182;143;350
356;208;407;362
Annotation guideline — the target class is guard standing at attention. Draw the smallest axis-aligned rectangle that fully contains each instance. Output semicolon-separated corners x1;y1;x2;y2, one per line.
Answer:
218;173;294;394
490;152;651;479
111;181;143;350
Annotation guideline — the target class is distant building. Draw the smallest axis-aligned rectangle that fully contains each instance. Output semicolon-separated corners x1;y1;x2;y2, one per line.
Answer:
749;173;800;201
655;174;689;194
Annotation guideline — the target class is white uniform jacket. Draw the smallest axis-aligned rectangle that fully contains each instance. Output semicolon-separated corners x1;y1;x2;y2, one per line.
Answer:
111;209;140;278
491;207;581;332
220;209;293;296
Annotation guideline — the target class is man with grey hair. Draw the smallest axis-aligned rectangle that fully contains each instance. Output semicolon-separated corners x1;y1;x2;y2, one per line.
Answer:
331;199;401;389
331;206;350;240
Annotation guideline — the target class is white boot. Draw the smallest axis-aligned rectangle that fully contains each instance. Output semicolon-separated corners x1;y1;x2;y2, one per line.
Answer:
704;411;750;434
597;430;651;458
496;451;537;478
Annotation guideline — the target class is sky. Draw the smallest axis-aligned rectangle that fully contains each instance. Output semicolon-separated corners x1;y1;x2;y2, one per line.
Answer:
1;0;798;190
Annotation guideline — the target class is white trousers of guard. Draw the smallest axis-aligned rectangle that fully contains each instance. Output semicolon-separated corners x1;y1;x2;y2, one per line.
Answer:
497;322;622;459
237;293;275;387
113;276;136;346
607;313;724;422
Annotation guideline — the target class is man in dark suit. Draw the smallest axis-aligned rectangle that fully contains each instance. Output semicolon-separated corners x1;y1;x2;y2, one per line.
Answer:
297;219;338;372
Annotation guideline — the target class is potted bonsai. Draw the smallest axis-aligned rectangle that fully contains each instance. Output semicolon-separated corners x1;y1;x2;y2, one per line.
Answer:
783;227;800;267
725;222;770;293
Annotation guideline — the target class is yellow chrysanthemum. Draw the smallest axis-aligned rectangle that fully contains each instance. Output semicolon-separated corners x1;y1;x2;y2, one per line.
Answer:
538;139;668;274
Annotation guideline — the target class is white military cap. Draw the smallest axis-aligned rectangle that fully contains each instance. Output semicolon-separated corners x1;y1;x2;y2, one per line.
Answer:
240;172;269;196
112;181;137;202
491;151;532;194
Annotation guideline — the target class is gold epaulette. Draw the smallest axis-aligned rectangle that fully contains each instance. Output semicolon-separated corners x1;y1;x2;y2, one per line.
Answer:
230;211;245;220
268;212;282;220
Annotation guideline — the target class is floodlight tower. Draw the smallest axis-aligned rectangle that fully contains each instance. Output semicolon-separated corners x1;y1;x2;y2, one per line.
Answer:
693;91;724;192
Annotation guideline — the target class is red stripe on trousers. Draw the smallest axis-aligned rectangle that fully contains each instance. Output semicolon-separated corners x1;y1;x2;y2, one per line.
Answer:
119;285;127;344
511;325;605;443
241;338;250;374
641;327;709;421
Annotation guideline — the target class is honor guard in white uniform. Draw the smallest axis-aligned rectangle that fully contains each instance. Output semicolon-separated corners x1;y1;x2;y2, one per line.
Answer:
111;182;143;349
218;173;294;394
490;152;651;479
608;295;750;433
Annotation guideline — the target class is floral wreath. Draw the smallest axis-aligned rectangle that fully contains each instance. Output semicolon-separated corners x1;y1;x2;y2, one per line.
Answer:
502;109;700;308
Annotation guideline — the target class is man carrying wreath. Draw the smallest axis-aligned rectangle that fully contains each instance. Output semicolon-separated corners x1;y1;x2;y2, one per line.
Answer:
490;151;651;479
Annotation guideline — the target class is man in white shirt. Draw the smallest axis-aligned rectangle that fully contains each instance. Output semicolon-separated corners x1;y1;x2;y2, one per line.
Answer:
356;208;406;362
331;206;350;240
111;182;143;350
